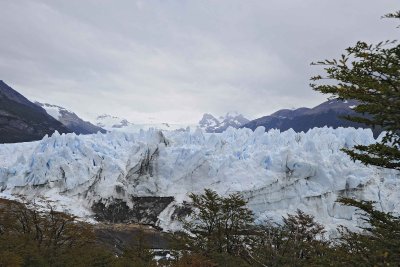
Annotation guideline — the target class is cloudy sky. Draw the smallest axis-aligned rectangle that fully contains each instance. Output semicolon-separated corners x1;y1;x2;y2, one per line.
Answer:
0;1;399;123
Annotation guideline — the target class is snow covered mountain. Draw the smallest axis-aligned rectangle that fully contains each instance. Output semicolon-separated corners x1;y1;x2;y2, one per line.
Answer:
36;102;106;135
95;114;135;130
94;111;249;134
0;81;71;143
199;112;249;133
94;114;190;132
198;114;220;132
243;99;381;137
0;127;398;234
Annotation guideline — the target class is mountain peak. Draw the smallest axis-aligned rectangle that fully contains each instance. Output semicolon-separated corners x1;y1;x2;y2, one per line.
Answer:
96;114;120;120
242;99;379;137
0;81;72;143
198;112;249;133
199;113;219;131
95;114;135;129
36;101;106;135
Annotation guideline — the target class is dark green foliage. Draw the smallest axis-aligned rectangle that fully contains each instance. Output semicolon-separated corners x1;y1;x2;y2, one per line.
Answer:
0;198;115;266
383;11;400;19
325;198;400;266
0;199;160;267
311;199;400;266
310;12;400;170
383;11;400;27
309;10;400;267
179;189;254;265
185;189;254;256
180;191;332;267
250;210;329;267
281;210;328;262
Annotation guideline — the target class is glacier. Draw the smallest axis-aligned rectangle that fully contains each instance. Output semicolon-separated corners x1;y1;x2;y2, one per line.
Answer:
0;127;399;235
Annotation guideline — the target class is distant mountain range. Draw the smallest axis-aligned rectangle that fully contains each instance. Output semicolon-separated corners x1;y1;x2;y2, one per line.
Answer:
94;114;190;132
0;81;106;143
0;79;380;144
199;112;250;133
0;81;72;143
94;112;250;134
95;114;135;130
35;102;106;135
242;99;380;136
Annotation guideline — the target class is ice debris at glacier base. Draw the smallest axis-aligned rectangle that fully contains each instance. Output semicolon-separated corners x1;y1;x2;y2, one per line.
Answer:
0;126;399;234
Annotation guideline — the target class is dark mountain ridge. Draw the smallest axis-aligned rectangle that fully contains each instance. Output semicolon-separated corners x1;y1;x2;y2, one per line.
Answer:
0;81;72;143
243;99;381;137
35;102;106;135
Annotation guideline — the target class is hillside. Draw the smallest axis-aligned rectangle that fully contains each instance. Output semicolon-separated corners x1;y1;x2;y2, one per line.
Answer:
36;102;106;135
243;99;381;137
0;81;71;143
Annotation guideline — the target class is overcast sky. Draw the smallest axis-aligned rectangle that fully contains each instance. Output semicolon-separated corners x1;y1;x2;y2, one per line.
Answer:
0;1;399;123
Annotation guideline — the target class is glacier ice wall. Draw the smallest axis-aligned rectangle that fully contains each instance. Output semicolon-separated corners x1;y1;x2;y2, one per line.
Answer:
0;127;399;233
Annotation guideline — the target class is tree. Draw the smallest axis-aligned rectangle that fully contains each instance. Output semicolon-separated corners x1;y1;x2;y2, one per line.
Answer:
0;198;115;267
310;10;400;267
281;210;327;261
334;198;400;265
182;189;254;265
310;12;400;170
251;210;329;267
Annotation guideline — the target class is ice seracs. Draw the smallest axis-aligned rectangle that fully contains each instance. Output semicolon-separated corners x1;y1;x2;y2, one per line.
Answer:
0;127;398;234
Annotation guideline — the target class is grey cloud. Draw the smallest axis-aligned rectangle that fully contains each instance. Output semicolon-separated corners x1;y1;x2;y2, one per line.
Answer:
0;0;398;123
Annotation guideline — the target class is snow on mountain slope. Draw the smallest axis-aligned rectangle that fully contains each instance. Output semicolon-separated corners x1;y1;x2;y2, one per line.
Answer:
94;114;190;132
0;127;398;234
199;112;249;133
38;103;63;120
95;114;134;129
198;113;220;132
36;102;106;135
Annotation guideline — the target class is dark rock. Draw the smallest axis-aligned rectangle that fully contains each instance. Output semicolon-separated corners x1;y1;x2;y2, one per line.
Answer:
92;196;174;225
